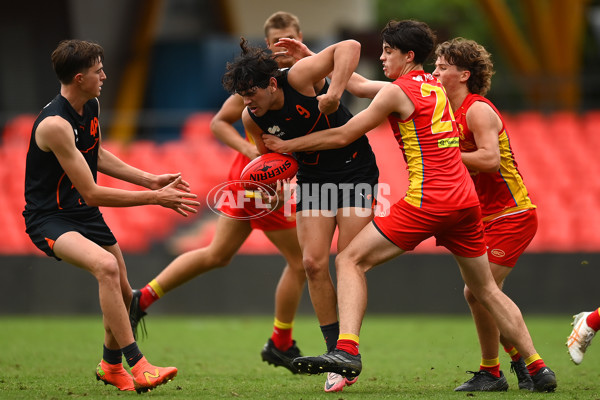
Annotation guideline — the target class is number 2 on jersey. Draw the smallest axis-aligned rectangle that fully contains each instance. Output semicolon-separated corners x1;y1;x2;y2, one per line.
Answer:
421;83;454;135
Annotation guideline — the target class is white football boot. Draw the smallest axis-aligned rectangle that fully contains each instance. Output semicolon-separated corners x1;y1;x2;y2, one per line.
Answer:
567;312;596;365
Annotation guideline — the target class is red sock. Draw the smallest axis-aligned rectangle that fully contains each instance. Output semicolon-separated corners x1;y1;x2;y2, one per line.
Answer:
503;346;522;362
271;328;292;351
336;339;359;356
586;308;600;331
271;319;293;351
481;364;501;378
526;359;546;376
480;358;501;378
139;285;160;311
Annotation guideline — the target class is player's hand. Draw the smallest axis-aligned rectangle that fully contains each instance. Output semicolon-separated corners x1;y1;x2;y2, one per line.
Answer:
257;179;294;211
151;172;192;192
262;134;290;153
274;179;294;206
155;176;200;216
316;92;340;115
244;146;261;160
273;38;314;60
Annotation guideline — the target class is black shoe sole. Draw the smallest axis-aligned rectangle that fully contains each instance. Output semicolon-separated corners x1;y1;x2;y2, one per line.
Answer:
293;357;361;378
518;382;535;391
261;351;299;374
533;380;557;393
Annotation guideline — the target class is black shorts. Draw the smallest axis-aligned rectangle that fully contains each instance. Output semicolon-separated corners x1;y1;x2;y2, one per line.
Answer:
295;163;379;212
24;208;116;260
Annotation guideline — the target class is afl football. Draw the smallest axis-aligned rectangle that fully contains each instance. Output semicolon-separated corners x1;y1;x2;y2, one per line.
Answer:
240;152;298;189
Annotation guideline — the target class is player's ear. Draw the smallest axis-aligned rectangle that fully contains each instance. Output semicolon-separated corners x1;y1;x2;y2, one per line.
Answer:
269;77;278;91
460;70;471;83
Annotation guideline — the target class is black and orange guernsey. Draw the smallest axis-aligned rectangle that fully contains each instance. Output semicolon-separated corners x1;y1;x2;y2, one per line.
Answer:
248;69;377;183
24;94;100;214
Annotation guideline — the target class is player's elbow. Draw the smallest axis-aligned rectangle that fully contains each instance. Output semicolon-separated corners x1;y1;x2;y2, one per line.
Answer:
81;193;100;207
483;153;501;172
209;116;222;137
485;161;501;173
343;39;361;53
79;187;102;207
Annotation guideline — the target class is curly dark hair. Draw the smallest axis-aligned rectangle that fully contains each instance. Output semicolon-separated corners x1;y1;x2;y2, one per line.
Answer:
435;37;495;96
222;38;283;95
381;20;436;65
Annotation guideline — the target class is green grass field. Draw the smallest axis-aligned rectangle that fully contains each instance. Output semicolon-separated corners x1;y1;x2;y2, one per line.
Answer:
0;315;598;399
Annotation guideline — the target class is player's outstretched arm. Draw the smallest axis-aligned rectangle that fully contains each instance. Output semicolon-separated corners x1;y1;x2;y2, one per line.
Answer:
346;72;387;100
36;116;200;214
211;94;260;160
97;144;191;192
263;82;399;153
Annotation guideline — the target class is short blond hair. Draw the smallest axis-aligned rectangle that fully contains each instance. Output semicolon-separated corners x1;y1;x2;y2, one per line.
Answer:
263;11;301;37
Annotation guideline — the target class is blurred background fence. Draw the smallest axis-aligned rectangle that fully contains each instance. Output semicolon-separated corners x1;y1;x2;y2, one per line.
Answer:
1;0;599;314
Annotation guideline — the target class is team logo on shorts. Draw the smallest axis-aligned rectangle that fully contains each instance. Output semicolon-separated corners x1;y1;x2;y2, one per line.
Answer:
490;248;506;258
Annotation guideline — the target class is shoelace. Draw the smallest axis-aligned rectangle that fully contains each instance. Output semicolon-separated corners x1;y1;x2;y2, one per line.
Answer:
464;370;487;381
569;322;595;350
510;361;529;381
138;315;148;339
132;311;148;340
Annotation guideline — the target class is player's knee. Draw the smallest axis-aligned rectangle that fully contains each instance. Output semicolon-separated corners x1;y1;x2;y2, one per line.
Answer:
464;285;478;304
94;253;120;282
335;251;352;268
206;252;233;268
335;251;366;274
302;255;327;280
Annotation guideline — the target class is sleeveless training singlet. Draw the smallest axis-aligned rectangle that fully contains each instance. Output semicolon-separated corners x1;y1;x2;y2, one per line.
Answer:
23;94;101;217
248;69;378;184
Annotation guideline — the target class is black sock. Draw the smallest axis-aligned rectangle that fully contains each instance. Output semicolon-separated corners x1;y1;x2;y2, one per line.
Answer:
103;345;123;365
320;321;340;353
122;342;144;368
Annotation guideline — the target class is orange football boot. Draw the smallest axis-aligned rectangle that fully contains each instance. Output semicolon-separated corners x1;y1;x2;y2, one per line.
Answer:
95;360;135;391
131;356;178;393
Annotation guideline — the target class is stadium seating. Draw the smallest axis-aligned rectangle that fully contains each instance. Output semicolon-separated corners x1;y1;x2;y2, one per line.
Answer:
1;110;599;255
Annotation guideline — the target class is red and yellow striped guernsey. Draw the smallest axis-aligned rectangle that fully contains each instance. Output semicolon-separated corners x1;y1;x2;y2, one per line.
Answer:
387;70;479;212
455;93;535;221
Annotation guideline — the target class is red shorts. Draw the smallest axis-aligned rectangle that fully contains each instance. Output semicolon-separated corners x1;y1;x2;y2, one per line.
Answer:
483;209;537;267
218;152;296;231
373;199;487;257
218;191;296;231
